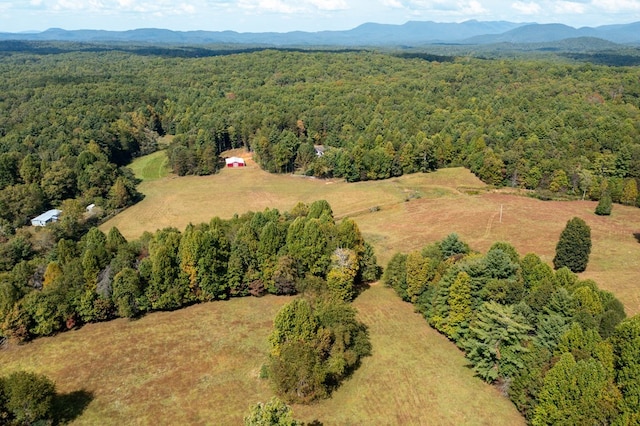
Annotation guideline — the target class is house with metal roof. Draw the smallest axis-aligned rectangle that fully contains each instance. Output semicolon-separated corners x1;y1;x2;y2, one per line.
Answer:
31;209;62;227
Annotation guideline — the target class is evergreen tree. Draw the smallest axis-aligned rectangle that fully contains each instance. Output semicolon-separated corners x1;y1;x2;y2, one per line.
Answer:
611;315;640;417
532;353;621;425
595;192;612;215
445;271;472;339
405;251;429;303
463;301;532;382
621;178;638;206
553;217;591;273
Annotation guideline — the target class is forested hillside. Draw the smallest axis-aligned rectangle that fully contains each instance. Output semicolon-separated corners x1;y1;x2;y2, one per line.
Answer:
2;48;640;230
2;45;640;280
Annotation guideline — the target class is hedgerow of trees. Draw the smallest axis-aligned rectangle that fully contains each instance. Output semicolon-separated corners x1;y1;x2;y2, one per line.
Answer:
383;234;637;423
0;201;379;342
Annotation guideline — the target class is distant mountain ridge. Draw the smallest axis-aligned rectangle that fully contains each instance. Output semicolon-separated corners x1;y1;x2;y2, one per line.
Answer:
1;20;639;46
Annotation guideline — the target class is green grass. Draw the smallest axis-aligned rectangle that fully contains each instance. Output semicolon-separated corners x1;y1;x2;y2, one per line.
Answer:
129;150;170;181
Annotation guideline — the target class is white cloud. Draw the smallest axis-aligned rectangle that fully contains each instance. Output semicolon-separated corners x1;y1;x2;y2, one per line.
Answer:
307;0;349;11
460;0;486;15
511;1;542;15
380;0;403;7
238;0;301;13
553;0;586;15
592;0;640;12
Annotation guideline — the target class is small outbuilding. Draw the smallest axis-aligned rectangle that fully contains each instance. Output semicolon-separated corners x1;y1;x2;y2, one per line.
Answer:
225;157;246;168
31;209;62;227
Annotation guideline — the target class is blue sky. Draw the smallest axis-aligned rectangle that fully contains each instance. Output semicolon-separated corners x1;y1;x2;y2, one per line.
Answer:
1;0;639;33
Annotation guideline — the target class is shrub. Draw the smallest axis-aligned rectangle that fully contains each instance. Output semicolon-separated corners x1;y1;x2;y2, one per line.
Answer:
1;371;56;425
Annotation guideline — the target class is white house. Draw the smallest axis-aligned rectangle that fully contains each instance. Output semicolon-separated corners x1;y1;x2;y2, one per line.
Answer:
225;157;246;168
31;209;62;227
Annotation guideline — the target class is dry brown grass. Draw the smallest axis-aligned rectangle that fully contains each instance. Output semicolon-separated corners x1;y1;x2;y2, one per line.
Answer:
293;284;524;425
0;296;291;425
0;287;524;425
8;155;637;424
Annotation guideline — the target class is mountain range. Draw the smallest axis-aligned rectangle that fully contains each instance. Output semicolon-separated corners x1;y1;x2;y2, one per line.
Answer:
1;20;639;46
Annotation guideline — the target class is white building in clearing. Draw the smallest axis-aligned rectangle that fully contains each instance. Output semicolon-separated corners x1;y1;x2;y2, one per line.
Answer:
225;157;246;168
31;209;62;227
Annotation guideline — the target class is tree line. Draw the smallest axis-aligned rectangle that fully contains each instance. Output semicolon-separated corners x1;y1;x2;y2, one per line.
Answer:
383;233;639;423
0;200;379;343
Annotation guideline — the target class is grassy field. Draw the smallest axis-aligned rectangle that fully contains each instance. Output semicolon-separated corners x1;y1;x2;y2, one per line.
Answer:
3;150;637;424
128;150;170;181
0;285;524;425
104;151;640;315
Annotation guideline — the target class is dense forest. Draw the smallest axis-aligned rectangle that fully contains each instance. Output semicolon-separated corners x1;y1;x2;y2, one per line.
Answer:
383;234;639;423
2;47;640;236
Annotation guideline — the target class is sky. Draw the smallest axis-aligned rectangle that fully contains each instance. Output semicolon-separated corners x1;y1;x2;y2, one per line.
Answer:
1;0;639;33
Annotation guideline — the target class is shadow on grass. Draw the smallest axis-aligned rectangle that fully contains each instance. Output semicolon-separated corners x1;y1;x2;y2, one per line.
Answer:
52;389;94;425
633;233;640;243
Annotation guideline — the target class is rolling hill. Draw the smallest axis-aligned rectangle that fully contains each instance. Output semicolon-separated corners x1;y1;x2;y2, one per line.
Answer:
1;20;639;46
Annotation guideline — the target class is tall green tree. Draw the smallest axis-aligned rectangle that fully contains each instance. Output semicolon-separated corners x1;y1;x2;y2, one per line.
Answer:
611;315;640;417
532;353;621;425
553;217;591;273
463;301;532;382
595;191;612;215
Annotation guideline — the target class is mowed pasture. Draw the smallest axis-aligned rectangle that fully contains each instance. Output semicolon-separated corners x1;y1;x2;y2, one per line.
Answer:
0;285;525;425
105;151;640;315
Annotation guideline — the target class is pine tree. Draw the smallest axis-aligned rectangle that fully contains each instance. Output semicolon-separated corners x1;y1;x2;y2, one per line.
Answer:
621;178;638;206
595;192;612;216
611;316;640;417
463;301;532;382
405;251;429;303
445;271;472;339
532;353;621;425
553;217;591;273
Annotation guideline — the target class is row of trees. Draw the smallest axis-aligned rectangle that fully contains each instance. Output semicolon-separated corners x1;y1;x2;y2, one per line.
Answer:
0;201;380;342
383;234;638;423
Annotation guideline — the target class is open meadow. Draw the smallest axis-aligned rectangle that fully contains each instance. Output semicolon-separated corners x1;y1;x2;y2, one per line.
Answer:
0;285;525;425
